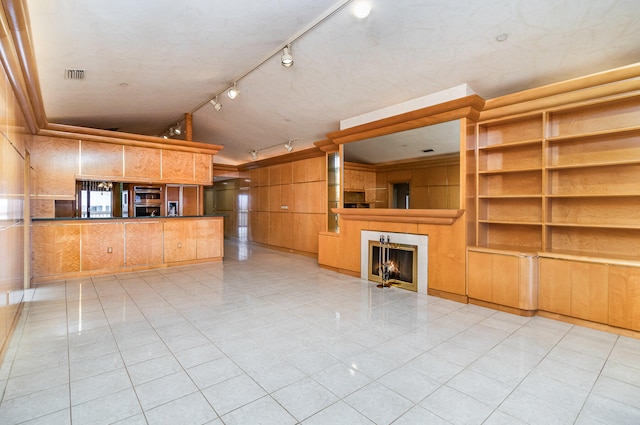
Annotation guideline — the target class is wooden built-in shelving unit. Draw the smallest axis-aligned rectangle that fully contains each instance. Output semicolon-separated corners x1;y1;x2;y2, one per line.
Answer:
469;92;640;330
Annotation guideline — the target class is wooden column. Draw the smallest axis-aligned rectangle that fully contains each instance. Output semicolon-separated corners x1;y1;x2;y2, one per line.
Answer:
184;112;193;141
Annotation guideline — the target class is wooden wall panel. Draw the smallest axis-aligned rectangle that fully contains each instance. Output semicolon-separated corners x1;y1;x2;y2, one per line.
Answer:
124;145;161;180
31;199;54;219
250;211;269;244
81;223;125;271
163;220;197;262
268;212;285;247
539;258;571;315
182;185;199;216
196;218;223;259
194;153;212;184
80;141;123;178
162;150;193;182
32;224;81;277
268;185;281;212
31;136;78;197
609;265;640;331
125;221;163;266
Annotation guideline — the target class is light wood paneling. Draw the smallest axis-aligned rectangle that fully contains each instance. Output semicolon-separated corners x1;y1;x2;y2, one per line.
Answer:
163;219;197;263
124;145;161;180
268;212;285;247
32;224;81;277
608;265;640;331
31;199;54;218
162;150;193;182
467;251;492;301
196;218;223;259
539;257;571;315
571;261;608;323
125;221;163;266
81;223;125;271
250;211;269;244
31;136;78;197
194;153;212;184
182;185;199;216
80;141;123;178
492;254;519;307
268;185;281;212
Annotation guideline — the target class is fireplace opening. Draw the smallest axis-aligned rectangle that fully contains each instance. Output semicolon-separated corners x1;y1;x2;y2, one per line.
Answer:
368;241;418;292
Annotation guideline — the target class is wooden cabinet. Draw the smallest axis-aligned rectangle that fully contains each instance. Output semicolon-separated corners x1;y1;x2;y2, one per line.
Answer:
32;217;223;280
539;257;608;323
163;220;197;263
124;146;161;180
196;219;223;259
608;264;640;331
467;248;537;312
540;257;639;330
545;96;640;259
81;223;125;271
475;114;544;252
125;221;163;266
470;93;640;331
32;224;81;278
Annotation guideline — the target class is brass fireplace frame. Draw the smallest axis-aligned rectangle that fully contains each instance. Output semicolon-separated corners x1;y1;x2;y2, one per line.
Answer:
368;240;418;292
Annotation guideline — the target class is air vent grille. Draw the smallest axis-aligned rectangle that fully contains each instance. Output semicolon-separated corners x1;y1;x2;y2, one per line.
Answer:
65;69;85;80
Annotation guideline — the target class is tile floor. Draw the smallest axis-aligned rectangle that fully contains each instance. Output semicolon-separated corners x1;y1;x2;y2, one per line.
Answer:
0;241;639;424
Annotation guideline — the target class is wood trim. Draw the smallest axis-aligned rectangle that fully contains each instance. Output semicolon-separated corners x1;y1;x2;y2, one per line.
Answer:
537;310;640;340
469;298;537;317
0;1;37;133
427;288;468;304
485;63;640;111
238;147;324;171
318;264;360;278
326;95;485;145
313;139;338;153
344;161;376;172
333;208;464;224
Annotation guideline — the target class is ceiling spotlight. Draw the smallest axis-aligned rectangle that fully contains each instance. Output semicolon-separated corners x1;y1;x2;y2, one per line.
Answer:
281;45;294;67
284;140;294;152
228;82;239;99
172;123;182;135
210;96;222;111
353;0;371;19
250;149;258;160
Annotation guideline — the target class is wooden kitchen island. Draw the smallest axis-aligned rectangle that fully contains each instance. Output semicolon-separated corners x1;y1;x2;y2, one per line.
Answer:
31;216;224;281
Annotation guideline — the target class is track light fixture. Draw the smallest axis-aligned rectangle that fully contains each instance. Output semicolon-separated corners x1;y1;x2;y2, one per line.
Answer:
284;139;294;152
249;149;258;160
209;96;222;111
227;82;239;99
281;45;293;67
353;0;372;18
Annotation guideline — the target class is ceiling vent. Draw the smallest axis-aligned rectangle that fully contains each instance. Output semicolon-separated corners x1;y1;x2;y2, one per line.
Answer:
65;69;85;80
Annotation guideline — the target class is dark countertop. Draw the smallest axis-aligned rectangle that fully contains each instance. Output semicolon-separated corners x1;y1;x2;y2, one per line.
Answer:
32;215;225;222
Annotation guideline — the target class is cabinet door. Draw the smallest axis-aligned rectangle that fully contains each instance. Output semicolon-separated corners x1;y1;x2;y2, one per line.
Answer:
81;223;125;271
571;262;608;323
32;225;81;277
492;254;520;307
467;251;492;301
539;258;571;315
196;219;223;259
125;221;163;266
163;220;197;262
609;265;640;331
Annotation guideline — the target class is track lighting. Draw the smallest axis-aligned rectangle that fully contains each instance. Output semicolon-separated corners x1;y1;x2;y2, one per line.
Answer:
353;0;372;18
227;82;239;99
281;45;293;67
250;149;258;160
210;96;222;111
284;140;294;152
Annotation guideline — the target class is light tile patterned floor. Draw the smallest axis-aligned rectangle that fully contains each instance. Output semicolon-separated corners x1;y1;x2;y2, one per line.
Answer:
0;241;639;424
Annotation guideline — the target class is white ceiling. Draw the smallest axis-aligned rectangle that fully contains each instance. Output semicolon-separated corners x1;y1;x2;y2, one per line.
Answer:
26;0;640;165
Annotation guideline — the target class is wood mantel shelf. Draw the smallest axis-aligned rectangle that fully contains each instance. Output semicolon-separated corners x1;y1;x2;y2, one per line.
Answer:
332;208;464;224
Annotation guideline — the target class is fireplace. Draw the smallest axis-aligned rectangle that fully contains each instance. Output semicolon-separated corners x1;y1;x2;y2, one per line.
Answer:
368;241;418;291
360;231;428;294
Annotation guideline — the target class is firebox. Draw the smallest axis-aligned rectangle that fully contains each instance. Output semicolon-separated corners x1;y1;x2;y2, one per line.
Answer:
368;240;418;292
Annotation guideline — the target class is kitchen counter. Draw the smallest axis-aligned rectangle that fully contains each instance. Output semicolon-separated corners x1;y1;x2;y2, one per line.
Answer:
31;216;224;281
